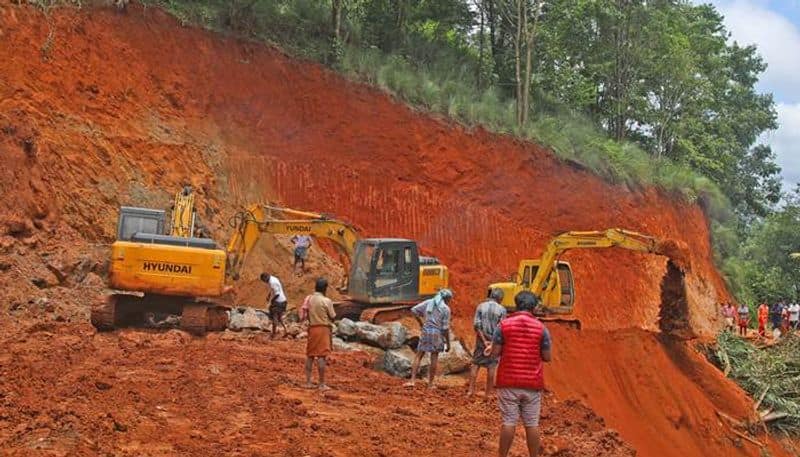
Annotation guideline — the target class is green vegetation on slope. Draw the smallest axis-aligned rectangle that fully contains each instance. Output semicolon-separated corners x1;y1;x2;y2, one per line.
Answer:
714;331;800;434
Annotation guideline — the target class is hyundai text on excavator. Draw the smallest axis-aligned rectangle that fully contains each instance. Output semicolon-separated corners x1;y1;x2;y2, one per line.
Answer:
91;188;449;333
487;229;686;327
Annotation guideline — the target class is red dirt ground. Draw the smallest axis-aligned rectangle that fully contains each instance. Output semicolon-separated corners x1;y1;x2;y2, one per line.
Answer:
0;2;790;456
0;323;635;457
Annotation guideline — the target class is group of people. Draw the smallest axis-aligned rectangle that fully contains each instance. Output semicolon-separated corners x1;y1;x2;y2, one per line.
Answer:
722;300;800;338
259;272;551;457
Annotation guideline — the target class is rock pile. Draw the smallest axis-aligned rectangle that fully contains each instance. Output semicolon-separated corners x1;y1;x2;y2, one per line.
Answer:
225;310;471;377
334;318;471;377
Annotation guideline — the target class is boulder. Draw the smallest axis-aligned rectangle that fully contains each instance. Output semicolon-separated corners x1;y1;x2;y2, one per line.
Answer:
336;318;358;338
334;337;386;358
438;340;471;375
396;316;421;349
382;347;428;378
332;336;349;351
381;341;470;378
353;321;407;349
227;307;269;331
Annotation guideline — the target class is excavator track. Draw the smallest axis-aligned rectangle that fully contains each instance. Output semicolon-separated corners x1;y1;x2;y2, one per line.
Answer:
90;295;118;331
180;302;211;335
180;302;231;335
333;301;417;324
359;304;415;324
333;300;366;322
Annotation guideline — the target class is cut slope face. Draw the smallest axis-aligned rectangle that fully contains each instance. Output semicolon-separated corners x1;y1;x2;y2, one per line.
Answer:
0;2;726;333
0;4;785;457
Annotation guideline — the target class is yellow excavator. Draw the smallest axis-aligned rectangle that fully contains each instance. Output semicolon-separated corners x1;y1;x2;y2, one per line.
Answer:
225;204;448;322
487;229;685;326
91;187;449;333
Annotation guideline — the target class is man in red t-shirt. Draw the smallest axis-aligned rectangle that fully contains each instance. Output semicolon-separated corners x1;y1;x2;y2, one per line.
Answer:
490;291;552;457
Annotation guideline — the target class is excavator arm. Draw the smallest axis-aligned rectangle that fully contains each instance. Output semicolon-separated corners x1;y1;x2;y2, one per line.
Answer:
530;228;670;302
225;204;360;281
170;186;196;238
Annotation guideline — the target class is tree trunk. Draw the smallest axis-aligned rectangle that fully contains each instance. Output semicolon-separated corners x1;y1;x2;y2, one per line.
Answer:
332;0;342;42
478;0;485;89
514;0;523;126
521;0;542;125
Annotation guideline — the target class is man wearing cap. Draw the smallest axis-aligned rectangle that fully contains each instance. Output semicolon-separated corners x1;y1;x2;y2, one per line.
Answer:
491;291;552;457
405;288;454;389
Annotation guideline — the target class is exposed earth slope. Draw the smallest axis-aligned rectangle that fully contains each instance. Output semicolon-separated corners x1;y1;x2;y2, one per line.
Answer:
0;3;788;456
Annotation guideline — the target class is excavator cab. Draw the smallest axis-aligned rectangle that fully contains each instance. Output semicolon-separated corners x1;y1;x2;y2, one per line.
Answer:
490;260;575;314
348;239;422;304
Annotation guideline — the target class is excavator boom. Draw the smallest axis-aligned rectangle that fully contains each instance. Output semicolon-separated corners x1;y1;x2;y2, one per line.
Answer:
225;204;360;281
489;228;685;327
530;228;663;294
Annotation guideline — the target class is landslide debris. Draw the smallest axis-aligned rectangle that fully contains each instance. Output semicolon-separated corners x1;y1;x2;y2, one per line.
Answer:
0;323;636;457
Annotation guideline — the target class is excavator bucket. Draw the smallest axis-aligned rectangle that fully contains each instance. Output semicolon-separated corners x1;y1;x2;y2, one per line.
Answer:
539;315;582;330
654;239;691;271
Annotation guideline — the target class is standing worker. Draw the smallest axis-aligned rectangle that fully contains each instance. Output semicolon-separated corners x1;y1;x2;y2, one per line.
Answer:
721;303;736;333
490;291;552;457
467;288;507;398
291;235;312;274
757;302;770;337
405;289;454;389
789;301;800;330
304;277;336;391
737;303;750;337
771;300;786;334
260;273;288;338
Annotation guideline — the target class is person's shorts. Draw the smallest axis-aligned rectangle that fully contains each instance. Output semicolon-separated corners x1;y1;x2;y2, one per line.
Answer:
269;300;287;320
472;339;498;367
724;317;734;327
294;246;308;260
498;388;542;427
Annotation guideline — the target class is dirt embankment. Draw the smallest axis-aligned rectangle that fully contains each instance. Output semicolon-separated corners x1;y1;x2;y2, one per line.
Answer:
0;3;788;456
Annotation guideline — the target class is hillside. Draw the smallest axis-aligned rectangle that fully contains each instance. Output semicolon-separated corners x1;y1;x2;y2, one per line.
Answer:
0;3;789;456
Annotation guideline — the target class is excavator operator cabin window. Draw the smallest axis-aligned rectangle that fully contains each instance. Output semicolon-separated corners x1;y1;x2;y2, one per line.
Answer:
374;247;400;288
355;245;375;277
376;248;400;275
522;266;532;287
557;264;575;306
404;247;413;274
118;213;163;240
